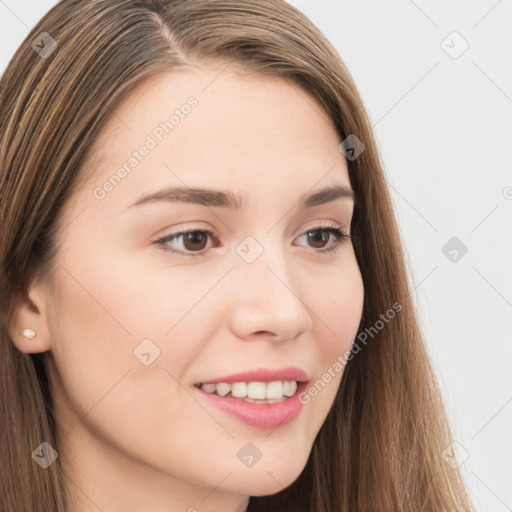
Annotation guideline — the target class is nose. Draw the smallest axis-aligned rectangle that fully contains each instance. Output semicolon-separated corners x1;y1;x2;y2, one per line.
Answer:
227;245;313;343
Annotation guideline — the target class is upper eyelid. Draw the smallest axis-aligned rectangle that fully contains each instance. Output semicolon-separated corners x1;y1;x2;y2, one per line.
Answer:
158;221;348;240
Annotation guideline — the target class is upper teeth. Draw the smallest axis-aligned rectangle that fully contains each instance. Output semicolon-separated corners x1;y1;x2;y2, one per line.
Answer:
200;380;298;399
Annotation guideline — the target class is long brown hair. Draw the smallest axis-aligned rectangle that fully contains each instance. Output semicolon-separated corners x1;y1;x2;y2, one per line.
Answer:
0;1;474;510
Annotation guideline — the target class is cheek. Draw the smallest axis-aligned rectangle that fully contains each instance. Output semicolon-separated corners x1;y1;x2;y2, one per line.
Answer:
312;256;364;345
47;262;209;472
318;279;363;360
300;261;364;412
47;256;186;425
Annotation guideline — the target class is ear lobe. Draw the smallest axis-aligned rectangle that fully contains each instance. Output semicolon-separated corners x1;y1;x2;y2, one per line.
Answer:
8;284;52;354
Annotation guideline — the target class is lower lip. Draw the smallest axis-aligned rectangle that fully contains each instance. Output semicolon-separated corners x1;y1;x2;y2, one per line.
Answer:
194;382;308;430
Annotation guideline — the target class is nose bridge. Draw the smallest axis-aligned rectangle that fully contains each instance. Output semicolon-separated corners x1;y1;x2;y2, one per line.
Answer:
228;233;313;339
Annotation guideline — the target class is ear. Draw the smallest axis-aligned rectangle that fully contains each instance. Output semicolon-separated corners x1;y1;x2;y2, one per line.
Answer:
8;279;53;354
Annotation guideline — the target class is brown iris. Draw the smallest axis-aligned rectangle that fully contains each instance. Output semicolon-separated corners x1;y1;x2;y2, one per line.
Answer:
306;229;330;249
182;231;209;251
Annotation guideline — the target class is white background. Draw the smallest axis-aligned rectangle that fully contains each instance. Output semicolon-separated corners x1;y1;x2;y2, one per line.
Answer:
1;1;511;510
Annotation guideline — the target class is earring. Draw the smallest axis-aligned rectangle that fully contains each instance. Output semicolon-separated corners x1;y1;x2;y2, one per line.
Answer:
21;328;37;339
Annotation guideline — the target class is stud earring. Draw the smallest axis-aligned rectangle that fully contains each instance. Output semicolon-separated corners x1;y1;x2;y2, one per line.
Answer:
21;328;37;339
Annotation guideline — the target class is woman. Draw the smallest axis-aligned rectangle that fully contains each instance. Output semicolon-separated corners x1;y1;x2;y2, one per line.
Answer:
0;0;474;510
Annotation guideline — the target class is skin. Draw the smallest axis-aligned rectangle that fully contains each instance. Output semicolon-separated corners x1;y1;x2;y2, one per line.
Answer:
11;63;364;512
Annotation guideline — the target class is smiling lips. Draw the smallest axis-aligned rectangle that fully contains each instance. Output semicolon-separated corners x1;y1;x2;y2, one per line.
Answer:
194;366;308;400
193;366;309;429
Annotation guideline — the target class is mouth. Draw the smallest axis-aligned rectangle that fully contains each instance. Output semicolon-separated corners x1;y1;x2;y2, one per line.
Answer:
193;379;310;429
193;380;303;404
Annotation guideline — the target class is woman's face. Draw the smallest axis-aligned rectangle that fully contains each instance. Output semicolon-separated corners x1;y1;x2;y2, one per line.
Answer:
36;64;364;510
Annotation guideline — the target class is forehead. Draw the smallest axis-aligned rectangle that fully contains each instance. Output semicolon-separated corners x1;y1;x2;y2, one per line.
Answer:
74;64;350;214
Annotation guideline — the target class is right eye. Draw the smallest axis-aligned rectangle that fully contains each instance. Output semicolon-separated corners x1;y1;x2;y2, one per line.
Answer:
155;228;217;257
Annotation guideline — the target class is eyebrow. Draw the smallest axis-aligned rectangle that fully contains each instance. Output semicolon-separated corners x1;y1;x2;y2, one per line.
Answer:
128;183;356;210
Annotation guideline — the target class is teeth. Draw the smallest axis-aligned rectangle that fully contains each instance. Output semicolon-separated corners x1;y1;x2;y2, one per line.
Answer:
199;380;298;399
248;382;266;399
231;382;248;397
283;380;297;397
215;383;231;397
265;381;283;399
201;383;217;394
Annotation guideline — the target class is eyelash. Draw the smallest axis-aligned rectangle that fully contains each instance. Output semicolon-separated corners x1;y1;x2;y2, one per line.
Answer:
154;223;351;258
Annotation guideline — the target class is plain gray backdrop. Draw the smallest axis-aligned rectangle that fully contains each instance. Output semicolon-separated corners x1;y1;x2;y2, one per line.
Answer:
1;1;511;510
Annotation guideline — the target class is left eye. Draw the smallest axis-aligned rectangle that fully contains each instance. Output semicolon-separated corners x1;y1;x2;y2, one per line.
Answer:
155;225;351;257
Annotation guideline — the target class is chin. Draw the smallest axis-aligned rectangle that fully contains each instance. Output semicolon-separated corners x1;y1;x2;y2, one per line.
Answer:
244;472;301;497
229;456;307;496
